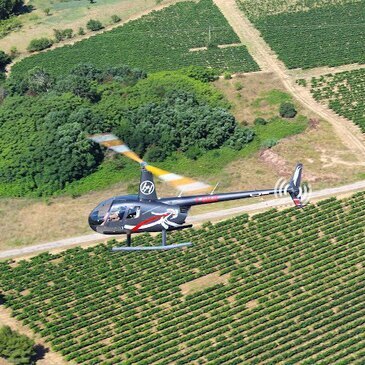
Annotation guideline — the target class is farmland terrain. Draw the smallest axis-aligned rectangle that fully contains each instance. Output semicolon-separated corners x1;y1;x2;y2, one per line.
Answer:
0;0;186;54
0;192;364;364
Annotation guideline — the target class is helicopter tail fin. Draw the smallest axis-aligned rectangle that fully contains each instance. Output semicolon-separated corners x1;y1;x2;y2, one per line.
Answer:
139;166;158;201
288;163;303;208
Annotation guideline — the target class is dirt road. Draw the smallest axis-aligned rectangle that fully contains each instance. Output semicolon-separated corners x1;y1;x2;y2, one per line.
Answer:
213;0;365;159
1;179;364;260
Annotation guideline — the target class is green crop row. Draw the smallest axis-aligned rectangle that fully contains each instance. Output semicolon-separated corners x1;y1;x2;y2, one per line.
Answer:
239;1;365;69
0;191;364;364
310;68;365;132
11;0;259;78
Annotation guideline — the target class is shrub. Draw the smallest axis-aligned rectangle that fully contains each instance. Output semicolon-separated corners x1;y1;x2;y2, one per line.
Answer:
54;29;73;42
261;139;278;149
78;27;85;35
254;117;267;125
86;19;103;32
27;37;53;52
279;102;297;118
0;326;36;365
223;72;232;80
111;15;121;23
144;145;167;162
185;145;203;160
234;81;243;90
179;66;218;83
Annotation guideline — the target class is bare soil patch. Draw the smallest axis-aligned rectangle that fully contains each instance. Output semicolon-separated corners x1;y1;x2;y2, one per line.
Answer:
180;272;230;297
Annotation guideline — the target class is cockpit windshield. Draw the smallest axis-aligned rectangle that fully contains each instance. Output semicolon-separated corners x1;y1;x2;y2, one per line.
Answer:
106;201;127;222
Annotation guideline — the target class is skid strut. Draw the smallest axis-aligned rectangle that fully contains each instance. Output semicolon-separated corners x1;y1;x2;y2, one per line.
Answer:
112;229;192;252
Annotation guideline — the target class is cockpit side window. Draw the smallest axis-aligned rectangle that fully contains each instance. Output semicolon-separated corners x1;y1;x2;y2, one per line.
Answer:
126;206;141;219
107;202;126;222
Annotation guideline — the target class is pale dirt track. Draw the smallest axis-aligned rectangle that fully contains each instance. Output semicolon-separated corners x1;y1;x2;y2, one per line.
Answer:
213;0;365;159
1;180;365;260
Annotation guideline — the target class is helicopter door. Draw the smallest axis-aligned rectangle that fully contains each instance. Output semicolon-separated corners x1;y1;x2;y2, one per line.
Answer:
103;203;126;228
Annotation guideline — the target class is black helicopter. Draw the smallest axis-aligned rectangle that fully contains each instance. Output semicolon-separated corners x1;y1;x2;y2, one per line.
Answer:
88;134;304;251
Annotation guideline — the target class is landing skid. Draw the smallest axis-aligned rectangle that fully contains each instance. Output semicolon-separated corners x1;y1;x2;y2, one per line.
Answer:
111;229;192;252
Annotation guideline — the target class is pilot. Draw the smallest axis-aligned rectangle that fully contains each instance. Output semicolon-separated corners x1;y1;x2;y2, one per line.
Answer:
109;211;120;221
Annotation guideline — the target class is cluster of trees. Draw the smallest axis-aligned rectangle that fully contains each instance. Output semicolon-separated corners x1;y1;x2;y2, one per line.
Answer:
0;326;36;364
0;64;254;196
0;0;23;19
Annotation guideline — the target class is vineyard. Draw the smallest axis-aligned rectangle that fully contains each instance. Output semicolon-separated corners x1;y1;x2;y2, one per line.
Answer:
0;192;365;364
239;1;365;69
310;69;365;132
11;0;259;78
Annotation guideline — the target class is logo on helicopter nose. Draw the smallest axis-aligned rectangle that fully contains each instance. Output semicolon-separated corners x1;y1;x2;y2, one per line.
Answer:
140;180;155;195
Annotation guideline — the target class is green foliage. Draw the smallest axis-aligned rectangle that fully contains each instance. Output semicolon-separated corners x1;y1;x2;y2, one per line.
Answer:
0;326;36;365
1;192;364;363
111;14;121;23
247;1;365;69
261;138;277;149
1;65;244;197
78;27;85;35
27;37;53;52
0;16;21;38
185;145;203;160
311;69;365;132
178;66;218;83
11;0;259;78
223;71;232;79
254;117;267;125
0;0;23;20
114;90;253;157
0;49;10;69
279;102;297;118
53;28;73;42
86;19;103;32
296;78;307;87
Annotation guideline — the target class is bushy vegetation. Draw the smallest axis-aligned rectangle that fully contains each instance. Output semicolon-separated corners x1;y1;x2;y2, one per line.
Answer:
310;69;365;132
0;64;255;197
27;37;53;52
1;192;364;364
0;16;21;38
11;0;259;78
0;326;36;364
241;1;365;69
86;19;103;32
0;0;23;19
279;102;297;118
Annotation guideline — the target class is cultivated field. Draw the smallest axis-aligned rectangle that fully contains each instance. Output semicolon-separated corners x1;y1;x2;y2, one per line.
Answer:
11;0;259;77
0;192;364;364
238;0;365;69
0;0;183;53
309;69;365;132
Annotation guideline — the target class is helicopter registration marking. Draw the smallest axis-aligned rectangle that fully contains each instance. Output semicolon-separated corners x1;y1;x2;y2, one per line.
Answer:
195;196;219;203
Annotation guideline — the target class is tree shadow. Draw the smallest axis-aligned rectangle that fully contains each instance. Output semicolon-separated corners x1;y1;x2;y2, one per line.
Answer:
0;293;6;305
31;344;49;362
16;3;34;15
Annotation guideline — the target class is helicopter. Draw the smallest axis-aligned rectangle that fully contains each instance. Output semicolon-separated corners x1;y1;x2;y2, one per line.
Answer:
88;133;304;251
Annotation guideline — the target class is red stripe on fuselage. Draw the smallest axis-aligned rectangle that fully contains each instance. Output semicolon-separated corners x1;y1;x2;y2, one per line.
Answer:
131;214;169;232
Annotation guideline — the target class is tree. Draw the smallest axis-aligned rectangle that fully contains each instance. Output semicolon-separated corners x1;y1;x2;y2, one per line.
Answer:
0;50;10;69
26;67;54;94
0;326;36;365
86;19;103;31
0;0;24;20
27;38;53;52
279;102;297;118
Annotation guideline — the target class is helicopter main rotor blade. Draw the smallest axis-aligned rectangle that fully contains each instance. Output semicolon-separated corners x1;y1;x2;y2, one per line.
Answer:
89;134;143;164
89;133;212;195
